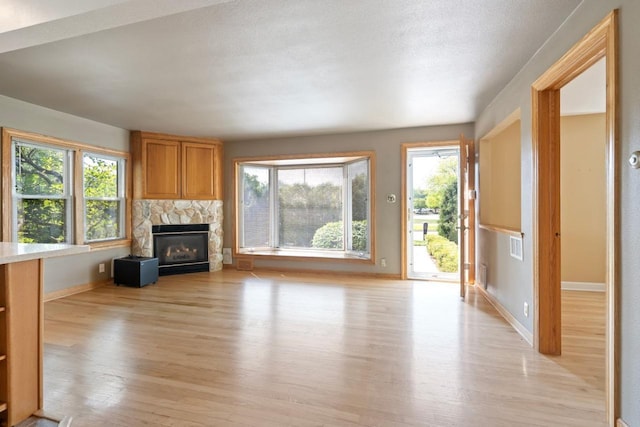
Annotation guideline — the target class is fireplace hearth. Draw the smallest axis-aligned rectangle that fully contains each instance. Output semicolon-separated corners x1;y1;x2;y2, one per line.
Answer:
152;224;209;275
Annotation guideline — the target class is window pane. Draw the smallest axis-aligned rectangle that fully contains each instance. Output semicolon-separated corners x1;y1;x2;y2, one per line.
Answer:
15;144;65;195
17;198;67;243
279;167;343;249
84;155;118;198
85;200;121;241
242;166;270;248
349;160;369;252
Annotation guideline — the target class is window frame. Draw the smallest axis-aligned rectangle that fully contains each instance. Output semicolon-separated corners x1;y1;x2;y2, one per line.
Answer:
234;151;375;263
274;163;346;251
82;152;127;243
1;127;131;248
12;140;74;244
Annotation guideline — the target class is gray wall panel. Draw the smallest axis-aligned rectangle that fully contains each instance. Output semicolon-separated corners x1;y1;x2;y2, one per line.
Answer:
476;1;638;424
224;124;474;275
0;94;130;293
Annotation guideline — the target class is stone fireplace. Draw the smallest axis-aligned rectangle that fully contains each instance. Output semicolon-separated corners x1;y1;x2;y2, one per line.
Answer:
132;200;223;271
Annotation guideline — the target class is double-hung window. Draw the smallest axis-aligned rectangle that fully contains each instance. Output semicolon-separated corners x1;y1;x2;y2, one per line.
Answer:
236;153;374;260
13;140;73;243
5;129;129;246
83;153;126;242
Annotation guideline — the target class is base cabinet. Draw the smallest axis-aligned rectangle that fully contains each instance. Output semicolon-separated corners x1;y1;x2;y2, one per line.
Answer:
0;260;41;427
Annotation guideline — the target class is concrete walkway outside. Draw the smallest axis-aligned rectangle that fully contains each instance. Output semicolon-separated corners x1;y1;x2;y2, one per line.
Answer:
411;216;458;280
412;244;438;273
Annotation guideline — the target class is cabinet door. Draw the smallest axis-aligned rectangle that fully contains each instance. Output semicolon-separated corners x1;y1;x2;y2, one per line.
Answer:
142;139;181;199
181;142;217;199
4;260;41;426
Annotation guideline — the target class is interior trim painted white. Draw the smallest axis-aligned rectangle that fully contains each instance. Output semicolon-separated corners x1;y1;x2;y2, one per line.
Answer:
561;281;606;292
474;285;533;346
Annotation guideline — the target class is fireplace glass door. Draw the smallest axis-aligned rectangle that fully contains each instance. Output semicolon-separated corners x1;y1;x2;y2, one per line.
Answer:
152;224;209;275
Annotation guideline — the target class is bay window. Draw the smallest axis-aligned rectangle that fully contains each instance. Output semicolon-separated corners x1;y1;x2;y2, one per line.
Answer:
236;153;374;260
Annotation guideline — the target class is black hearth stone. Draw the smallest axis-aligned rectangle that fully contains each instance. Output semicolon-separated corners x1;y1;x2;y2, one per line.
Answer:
114;256;159;287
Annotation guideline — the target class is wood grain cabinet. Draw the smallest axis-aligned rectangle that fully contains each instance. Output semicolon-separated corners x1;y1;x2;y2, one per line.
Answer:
0;244;88;426
0;260;41;427
0;279;7;423
131;131;223;200
141;138;181;199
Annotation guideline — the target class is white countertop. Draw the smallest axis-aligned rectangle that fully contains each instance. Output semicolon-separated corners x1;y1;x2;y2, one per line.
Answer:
0;242;90;265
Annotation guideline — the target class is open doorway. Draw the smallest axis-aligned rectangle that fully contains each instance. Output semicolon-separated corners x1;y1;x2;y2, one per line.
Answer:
559;57;607;414
406;145;460;281
402;137;475;292
531;11;617;423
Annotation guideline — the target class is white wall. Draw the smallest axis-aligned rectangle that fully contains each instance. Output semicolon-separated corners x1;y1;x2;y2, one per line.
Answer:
0;94;131;293
475;1;639;424
223;124;474;275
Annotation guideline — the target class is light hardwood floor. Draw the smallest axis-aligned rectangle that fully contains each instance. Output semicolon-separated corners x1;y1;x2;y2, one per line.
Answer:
42;271;606;426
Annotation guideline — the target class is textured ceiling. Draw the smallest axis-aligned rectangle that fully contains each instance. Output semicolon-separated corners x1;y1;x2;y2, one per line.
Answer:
0;0;582;141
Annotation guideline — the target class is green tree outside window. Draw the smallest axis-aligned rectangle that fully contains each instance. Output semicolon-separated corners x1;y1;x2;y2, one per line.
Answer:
14;143;70;243
13;140;125;244
83;154;123;241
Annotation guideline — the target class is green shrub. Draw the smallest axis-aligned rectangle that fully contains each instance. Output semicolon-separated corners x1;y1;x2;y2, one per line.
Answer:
311;221;343;249
425;234;458;272
438;181;458;242
311;220;368;251
351;220;368;251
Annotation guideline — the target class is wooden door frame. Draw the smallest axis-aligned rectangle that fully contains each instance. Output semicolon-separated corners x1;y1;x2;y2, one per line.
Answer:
459;135;475;297
531;10;618;423
400;140;475;282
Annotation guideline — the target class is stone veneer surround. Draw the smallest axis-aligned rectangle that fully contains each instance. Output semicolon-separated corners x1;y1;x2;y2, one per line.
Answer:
132;200;223;271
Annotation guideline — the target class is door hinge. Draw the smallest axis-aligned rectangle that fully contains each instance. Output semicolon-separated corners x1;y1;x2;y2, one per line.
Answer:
464;263;471;270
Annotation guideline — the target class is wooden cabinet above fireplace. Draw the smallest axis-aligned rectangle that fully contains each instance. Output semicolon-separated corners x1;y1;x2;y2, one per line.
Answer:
131;131;223;200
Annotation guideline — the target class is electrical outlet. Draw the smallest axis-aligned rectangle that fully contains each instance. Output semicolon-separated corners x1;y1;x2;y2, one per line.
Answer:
524;301;529;317
381;258;387;268
98;263;105;273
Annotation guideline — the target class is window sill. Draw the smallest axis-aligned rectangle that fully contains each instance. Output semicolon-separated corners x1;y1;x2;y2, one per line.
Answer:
86;238;131;250
236;248;373;263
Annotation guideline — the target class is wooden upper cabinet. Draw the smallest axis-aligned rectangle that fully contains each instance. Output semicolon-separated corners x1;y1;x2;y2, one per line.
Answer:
131;131;223;200
143;139;181;199
182;142;221;199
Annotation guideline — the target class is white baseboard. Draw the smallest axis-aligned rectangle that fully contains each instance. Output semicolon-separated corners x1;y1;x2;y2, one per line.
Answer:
561;281;605;292
474;285;533;346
